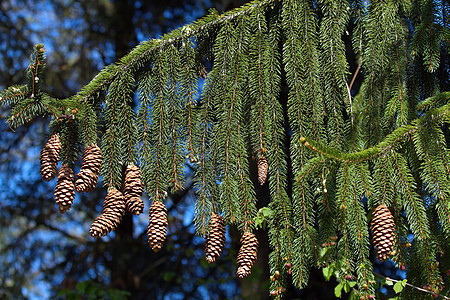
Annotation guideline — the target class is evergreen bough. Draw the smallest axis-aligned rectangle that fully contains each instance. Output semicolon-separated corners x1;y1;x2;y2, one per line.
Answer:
1;0;449;298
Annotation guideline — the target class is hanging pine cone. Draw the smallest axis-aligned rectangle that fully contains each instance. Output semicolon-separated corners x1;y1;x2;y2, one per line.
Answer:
257;156;268;185
75;144;102;193
147;200;168;252
371;203;396;261
205;213;226;263
122;165;144;215
54;164;75;213
89;188;126;238
40;133;61;181
236;231;259;278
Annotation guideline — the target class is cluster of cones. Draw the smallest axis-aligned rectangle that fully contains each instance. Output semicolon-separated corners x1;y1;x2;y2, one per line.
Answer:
40;133;400;279
40;133;104;214
39;133;168;253
204;213;259;278
41;133;260;277
294;140;398;262
201;203;395;279
89;164;168;250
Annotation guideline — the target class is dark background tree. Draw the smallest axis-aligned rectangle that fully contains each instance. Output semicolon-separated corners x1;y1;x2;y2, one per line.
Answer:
0;1;244;299
0;1;275;299
0;1;420;299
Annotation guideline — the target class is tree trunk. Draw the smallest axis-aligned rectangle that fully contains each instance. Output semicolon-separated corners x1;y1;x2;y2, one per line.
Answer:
110;0;138;293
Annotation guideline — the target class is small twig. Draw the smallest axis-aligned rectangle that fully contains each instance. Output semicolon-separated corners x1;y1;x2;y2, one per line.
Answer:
57;114;75;121
349;61;362;93
374;272;450;299
38;221;87;244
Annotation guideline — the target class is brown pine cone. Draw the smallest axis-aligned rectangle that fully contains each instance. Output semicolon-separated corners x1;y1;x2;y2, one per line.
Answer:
40;133;61;181
75;145;102;193
147;200;168;252
122;165;144;215
54;164;75;213
371;203;396;261
257;156;268;185
205;213;226;263
236;231;259;278
89;188;126;238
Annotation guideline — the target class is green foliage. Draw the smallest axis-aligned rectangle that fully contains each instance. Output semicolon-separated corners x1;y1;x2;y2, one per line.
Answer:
393;279;407;294
1;0;449;298
57;280;131;300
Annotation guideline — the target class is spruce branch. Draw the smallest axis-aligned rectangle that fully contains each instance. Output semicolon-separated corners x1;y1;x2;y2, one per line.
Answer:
212;15;250;224
355;162;372;198
335;163;355;279
0;0;448;296
181;38;197;162
283;1;324;286
347;163;374;296
360;0;406;145
167;45;183;192
266;5;294;266
26;43;46;100
193;79;214;237
388;149;439;287
236;123;256;232
268;218;288;298
297;101;450;164
412;122;450;234
0;85;28;107
0;1;280;126
318;0;350;146
152;49;169;200
100;74;125;188
295;156;327;183
3;45;64;127
80;101;97;147
67;0;278;107
116;73;137;167
59;117;78;165
137;70;152;191
298;1;320;142
250;6;268;155
416;91;450;111
283;0;308;162
222;26;240;223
